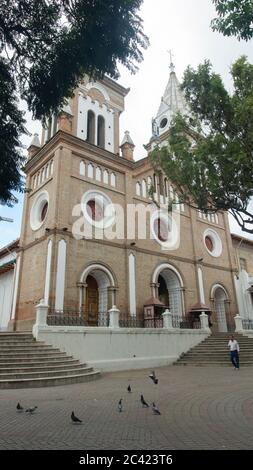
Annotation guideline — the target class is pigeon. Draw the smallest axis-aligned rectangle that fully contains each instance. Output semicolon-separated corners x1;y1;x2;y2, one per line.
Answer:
118;398;123;412
26;406;37;414
152;402;161;415
71;411;82;423
149;371;158;385
127;385;132;393
140;394;149;408
16;402;24;412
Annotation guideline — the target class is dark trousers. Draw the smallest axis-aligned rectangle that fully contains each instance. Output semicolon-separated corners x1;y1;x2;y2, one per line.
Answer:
230;350;239;369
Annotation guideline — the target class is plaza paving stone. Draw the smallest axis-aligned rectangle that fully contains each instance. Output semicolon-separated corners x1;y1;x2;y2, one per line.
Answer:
0;365;253;450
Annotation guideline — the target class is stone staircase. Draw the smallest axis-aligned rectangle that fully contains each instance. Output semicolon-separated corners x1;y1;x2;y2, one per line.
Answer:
0;332;100;389
174;333;253;367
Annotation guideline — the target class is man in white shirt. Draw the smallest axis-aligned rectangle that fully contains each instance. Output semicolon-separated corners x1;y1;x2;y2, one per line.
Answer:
228;335;240;370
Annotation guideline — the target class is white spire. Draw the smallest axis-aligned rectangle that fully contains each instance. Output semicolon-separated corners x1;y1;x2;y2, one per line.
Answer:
121;130;135;147
29;133;40;148
60;101;73;116
152;64;189;138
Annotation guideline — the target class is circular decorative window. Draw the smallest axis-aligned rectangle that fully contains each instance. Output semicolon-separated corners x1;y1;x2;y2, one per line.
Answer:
203;229;222;257
82;190;115;228
153;218;170;242
151;211;178;249
160;117;168;129
30;191;49;231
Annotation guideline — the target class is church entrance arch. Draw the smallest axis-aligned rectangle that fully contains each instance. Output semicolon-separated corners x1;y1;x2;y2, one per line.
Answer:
211;285;229;332
152;263;185;317
79;264;116;326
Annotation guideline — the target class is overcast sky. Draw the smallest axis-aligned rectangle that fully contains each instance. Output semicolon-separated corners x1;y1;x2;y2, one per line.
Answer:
1;0;253;248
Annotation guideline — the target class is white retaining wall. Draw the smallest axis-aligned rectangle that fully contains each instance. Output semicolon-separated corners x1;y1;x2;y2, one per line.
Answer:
36;327;210;371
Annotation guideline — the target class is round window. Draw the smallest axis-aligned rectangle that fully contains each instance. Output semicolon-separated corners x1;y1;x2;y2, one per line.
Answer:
82;190;115;229
205;235;214;252
160;118;168;129
203;229;222;257
154;218;170;242
40;201;48;222
151;210;178;249
30;191;49;231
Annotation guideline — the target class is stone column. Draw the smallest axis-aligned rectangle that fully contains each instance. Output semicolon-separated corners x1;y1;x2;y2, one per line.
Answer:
162;309;173;329
32;299;49;339
150;282;159;298
109;305;120;328
77;282;87;316
234;314;243;333
200;312;210;331
108;286;117;309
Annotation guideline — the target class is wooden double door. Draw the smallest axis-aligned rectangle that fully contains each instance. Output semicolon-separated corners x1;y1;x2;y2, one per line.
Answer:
85;275;99;326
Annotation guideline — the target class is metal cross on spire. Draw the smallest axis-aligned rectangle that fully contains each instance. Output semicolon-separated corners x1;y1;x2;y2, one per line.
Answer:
167;49;175;73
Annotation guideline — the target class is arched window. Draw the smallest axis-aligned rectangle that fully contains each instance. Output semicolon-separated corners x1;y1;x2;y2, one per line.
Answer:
87;110;95;144
136;182;141;196
41;167;45;183
111;172;116;187
49;160;54;176
142;180;147;198
80;160;85;176
97;115;105;148
103;169;109;184
88;163;94;178
96;167;102;181
45;164;49;179
147;176;152;199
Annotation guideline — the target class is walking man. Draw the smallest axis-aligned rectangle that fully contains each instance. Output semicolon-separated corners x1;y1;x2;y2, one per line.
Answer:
228;335;240;370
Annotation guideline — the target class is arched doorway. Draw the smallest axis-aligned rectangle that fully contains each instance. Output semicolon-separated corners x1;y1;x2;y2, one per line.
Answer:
86;275;99;326
211;285;229;332
79;264;116;326
152;263;184;317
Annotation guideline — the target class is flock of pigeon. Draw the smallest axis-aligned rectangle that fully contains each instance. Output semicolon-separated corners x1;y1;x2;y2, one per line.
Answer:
16;370;161;424
120;370;161;416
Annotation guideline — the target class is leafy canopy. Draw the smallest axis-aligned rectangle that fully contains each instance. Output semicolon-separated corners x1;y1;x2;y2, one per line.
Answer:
151;57;253;234
212;0;253;40
0;0;148;205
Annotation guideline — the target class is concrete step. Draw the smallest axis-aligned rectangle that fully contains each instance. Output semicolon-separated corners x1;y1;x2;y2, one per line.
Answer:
0;341;49;349
0;366;94;380
0;344;59;354
0;358;80;368
0;370;101;389
0;355;70;364
0;351;67;358
0;362;85;373
174;363;247;367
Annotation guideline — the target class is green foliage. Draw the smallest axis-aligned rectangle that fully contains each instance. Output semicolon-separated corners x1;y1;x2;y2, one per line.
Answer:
212;0;253;40
0;58;26;205
0;0;148;205
151;57;253;233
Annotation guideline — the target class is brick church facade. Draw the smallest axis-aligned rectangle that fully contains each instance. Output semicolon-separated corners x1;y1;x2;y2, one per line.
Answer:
9;66;239;332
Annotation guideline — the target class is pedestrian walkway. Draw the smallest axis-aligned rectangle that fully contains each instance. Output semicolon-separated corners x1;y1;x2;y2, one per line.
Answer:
0;365;253;449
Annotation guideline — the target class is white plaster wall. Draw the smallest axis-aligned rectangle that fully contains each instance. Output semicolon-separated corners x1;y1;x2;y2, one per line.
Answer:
0;270;14;330
0;252;16;266
55;240;66;311
77;95;114;152
129;254;136;316
235;271;253;319
197;267;205;304
36;327;209;371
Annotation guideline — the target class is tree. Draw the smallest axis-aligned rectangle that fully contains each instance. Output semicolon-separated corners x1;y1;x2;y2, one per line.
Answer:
0;0;148;205
151;57;253;234
211;0;253;40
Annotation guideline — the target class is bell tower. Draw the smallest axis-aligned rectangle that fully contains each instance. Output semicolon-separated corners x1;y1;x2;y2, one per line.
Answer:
10;76;130;330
